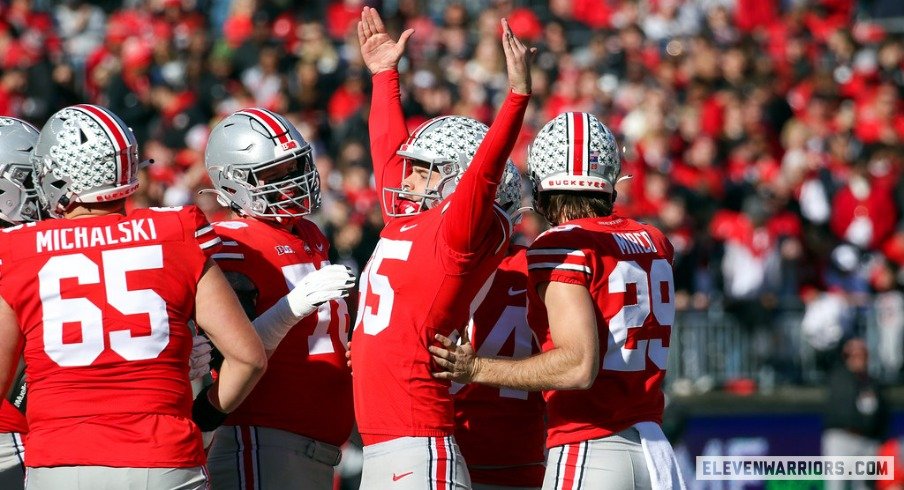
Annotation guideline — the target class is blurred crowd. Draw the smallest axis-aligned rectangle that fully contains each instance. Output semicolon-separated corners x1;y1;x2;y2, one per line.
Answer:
2;0;904;381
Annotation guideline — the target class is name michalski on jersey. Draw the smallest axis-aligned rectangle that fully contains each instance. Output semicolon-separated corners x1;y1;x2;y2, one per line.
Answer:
36;219;159;253
613;231;658;255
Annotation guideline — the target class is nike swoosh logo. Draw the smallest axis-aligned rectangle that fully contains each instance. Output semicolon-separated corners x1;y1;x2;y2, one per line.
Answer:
400;224;418;232
392;472;414;481
508;287;527;296
316;243;324;251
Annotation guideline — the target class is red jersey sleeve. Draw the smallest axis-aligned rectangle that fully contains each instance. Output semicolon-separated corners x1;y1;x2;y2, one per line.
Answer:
369;70;410;223
182;206;222;258
527;226;593;289
441;91;530;254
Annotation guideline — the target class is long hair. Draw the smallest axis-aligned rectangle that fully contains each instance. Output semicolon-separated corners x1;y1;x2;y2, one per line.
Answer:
534;190;615;226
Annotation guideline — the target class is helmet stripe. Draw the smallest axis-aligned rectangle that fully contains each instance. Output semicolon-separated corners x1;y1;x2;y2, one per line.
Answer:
72;104;131;186
582;112;591;177
570;112;587;177
238;108;290;145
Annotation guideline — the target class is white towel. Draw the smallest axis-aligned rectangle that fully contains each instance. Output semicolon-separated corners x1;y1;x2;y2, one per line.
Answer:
634;421;687;490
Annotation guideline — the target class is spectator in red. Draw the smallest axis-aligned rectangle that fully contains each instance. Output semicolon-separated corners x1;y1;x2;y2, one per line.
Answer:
830;152;898;251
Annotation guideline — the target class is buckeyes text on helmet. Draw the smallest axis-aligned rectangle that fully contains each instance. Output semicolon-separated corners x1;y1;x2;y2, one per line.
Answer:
0;116;42;223
527;112;622;197
384;115;522;217
204;108;321;220
31;104;140;218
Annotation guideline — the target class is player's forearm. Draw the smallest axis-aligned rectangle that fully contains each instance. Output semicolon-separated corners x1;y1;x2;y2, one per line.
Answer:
444;91;529;252
209;356;266;413
472;346;597;391
370;70;409;197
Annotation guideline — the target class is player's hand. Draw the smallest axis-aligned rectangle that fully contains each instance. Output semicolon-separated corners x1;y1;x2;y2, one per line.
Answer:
358;6;414;75
430;334;478;383
346;341;353;370
189;334;213;381
287;264;356;318
501;18;536;95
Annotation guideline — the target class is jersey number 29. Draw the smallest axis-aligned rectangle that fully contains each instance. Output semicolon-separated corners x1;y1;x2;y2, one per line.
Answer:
603;258;674;372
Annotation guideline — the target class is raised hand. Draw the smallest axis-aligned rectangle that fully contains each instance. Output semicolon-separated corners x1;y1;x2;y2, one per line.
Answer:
500;18;536;95
357;6;414;75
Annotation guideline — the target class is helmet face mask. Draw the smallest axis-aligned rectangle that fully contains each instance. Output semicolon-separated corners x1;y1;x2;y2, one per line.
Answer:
0;117;42;223
205;109;321;220
243;151;320;217
31;105;141;218
384;116;522;218
383;151;461;216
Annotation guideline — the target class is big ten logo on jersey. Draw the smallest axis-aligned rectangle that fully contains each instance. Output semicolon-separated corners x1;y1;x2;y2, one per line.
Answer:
40;245;170;367
355;239;412;335
282;261;350;353
604;259;675;372
275;245;295;255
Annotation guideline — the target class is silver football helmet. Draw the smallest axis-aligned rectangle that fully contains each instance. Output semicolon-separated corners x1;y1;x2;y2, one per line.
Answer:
385;115;521;217
204;108;320;219
0;117;41;223
32;104;141;217
528;112;623;199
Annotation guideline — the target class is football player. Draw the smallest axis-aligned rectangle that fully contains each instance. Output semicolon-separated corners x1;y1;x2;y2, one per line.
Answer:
0;116;43;490
202;108;356;490
351;7;533;489
452;236;546;490
0;104;268;489
432;113;686;489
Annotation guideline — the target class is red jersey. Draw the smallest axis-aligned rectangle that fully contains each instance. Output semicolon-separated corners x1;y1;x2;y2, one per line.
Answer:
0;206;220;467
0;401;26;434
526;215;675;449
352;70;529;445
452;247;545;486
212;218;352;446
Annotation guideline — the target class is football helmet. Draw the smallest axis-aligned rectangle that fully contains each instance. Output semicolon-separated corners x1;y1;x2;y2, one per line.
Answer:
385;115;522;217
204;108;320;219
0;117;42;223
32;104;140;217
528;112;622;198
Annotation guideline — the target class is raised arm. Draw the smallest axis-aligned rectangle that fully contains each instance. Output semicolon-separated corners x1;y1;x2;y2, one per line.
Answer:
359;7;414;222
442;19;534;254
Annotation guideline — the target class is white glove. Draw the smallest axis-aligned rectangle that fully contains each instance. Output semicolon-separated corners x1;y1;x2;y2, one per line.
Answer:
253;264;356;351
286;264;357;318
188;334;213;381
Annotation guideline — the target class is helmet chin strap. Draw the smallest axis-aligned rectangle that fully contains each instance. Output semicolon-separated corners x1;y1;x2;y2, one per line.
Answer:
197;188;231;208
511;205;534;224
